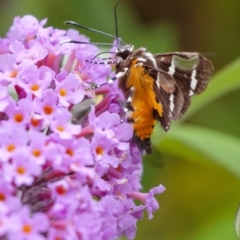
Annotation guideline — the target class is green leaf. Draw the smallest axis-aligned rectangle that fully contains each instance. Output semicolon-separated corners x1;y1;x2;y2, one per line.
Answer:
188;206;237;240
183;58;240;120
153;125;240;178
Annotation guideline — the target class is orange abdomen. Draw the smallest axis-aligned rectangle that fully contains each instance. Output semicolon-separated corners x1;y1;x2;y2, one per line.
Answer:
131;92;157;140
121;61;163;151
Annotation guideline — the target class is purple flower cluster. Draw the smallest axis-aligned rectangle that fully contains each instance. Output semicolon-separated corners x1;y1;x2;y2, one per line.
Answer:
0;15;165;240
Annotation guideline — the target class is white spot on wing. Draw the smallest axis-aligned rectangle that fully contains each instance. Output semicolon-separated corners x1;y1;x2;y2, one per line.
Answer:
135;62;143;67
168;59;175;75
189;90;194;96
190;70;197;88
143;52;157;68
156;77;160;88
136;57;146;62
169;94;174;112
189;69;198;96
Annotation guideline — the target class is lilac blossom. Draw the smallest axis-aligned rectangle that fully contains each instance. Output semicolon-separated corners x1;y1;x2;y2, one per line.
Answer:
0;15;165;240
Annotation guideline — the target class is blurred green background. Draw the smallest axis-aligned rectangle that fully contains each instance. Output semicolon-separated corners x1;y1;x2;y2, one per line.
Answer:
1;0;240;239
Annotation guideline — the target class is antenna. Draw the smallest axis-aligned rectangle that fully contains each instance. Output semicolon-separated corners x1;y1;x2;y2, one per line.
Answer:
61;39;117;47
90;51;117;59
64;21;127;46
114;1;122;46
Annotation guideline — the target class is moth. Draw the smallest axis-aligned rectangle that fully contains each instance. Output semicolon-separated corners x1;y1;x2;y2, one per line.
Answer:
114;45;213;153
65;15;214;154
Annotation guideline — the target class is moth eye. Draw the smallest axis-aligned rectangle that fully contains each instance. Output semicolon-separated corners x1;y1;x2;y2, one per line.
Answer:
120;50;130;60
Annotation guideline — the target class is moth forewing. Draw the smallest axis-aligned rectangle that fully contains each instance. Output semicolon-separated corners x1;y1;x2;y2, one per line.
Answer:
152;52;213;126
172;54;200;70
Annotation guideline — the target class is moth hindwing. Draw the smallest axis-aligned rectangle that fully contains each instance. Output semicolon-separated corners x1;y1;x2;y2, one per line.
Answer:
116;47;214;153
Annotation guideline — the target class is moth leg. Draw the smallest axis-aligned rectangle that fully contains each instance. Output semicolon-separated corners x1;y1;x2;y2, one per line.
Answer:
85;75;118;90
85;67;128;90
86;58;118;65
121;86;135;123
84;57;121;90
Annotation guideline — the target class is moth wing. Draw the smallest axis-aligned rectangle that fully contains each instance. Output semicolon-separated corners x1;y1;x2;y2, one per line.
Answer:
154;52;213;119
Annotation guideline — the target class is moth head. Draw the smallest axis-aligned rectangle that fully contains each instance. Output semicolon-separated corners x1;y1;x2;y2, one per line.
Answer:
116;44;134;60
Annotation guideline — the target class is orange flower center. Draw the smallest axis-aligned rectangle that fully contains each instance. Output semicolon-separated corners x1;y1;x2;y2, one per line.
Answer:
56;185;66;195
54;236;62;240
66;148;74;156
56;126;64;132
31;118;40;127
59;88;67;97
31;84;39;91
9;70;18;78
44;105;53;115
96;146;104;155
16;166;25;175
22;224;32;233
14;113;24;123
32;149;41;157
7;144;16;152
0;193;5;202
